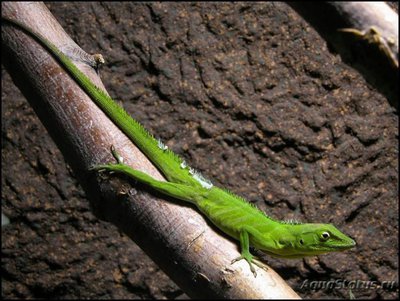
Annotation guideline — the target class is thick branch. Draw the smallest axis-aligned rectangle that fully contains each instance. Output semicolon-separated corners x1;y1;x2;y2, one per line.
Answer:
1;2;300;299
287;2;398;111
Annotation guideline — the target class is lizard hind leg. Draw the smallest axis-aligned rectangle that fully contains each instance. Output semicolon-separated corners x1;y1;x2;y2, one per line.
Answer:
90;148;203;205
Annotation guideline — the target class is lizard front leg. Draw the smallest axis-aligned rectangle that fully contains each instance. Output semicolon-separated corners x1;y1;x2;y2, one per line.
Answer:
231;227;268;277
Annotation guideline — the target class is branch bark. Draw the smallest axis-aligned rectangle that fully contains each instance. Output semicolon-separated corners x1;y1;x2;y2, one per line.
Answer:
287;2;398;111
1;2;300;299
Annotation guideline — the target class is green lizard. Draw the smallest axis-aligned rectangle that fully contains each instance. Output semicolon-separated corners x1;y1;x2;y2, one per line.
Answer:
3;17;356;277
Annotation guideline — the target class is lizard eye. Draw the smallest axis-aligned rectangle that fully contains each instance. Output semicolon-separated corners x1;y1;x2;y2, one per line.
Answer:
321;232;330;240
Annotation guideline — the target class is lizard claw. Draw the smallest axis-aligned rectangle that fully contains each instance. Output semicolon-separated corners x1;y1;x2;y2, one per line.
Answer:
231;255;258;277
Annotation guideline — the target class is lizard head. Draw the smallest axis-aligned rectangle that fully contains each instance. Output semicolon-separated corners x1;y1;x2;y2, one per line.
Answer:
263;223;356;258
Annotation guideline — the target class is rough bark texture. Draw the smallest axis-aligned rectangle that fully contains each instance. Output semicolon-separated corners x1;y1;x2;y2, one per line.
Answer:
2;2;398;299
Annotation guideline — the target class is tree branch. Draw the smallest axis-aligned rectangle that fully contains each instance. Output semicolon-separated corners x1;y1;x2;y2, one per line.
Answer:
1;2;300;298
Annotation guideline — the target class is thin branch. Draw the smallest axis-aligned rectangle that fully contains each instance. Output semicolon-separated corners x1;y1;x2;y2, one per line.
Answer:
287;2;398;111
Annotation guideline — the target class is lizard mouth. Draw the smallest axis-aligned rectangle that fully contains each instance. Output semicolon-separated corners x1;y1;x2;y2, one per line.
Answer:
310;238;356;252
334;238;356;250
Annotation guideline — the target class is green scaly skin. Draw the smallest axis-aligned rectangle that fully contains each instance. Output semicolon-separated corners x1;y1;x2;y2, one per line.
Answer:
3;17;356;277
